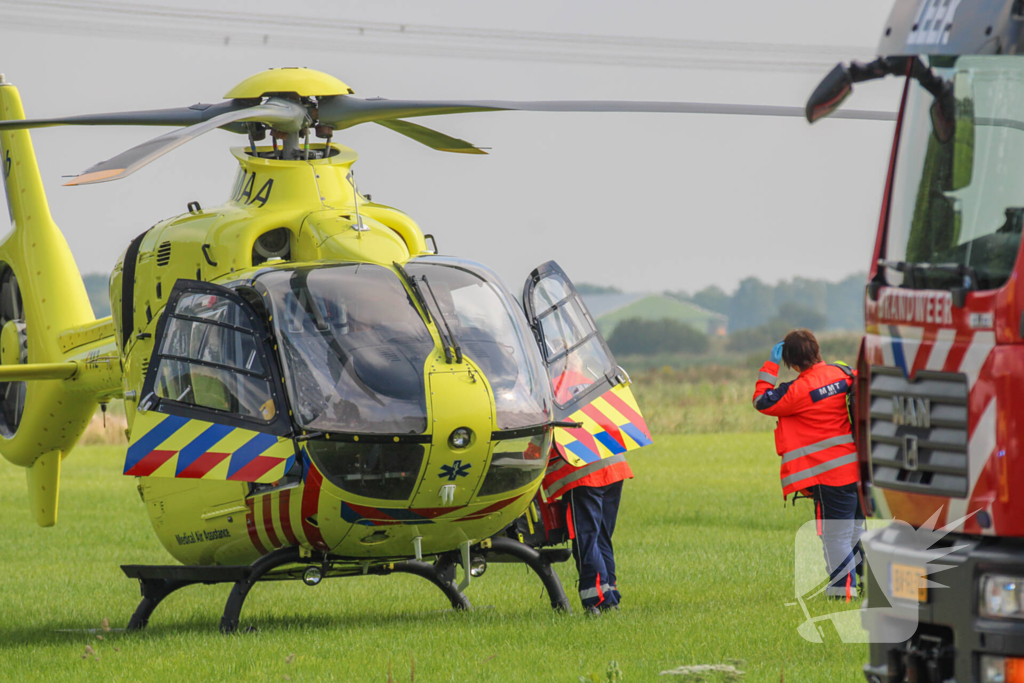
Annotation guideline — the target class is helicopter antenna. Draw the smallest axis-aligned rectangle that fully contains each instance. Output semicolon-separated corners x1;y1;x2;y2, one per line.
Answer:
346;171;369;232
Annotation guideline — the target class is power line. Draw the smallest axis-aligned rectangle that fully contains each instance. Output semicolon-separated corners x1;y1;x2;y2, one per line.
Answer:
0;0;874;73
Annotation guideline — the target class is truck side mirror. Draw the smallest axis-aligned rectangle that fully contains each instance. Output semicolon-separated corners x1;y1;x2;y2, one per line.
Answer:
805;64;854;123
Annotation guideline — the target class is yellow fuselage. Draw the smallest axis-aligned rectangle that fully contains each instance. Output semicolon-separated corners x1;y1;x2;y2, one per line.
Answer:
113;144;546;565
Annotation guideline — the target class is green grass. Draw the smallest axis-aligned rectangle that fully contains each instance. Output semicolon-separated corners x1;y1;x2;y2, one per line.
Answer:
623;333;862;436
629;366;772;435
0;437;868;682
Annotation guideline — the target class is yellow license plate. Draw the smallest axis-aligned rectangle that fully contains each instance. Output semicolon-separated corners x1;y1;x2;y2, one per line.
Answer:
890;563;928;602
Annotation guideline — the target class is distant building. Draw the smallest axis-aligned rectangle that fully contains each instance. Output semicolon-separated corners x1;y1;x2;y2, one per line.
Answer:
580;292;645;318
584;293;728;337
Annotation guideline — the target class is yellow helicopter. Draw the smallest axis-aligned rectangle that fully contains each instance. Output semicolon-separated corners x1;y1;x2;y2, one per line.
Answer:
0;67;884;631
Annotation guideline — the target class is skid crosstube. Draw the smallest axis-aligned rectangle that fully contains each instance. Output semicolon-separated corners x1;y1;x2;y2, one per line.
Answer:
120;538;572;632
122;546;471;634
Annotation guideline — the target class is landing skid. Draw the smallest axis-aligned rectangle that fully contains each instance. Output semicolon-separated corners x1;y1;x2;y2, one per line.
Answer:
120;538;572;632
122;546;471;634
477;537;573;612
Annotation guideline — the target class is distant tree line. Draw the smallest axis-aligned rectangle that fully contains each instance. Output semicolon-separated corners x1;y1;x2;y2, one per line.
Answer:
575;283;623;295
607;301;838;357
607;318;710;356
667;273;866;333
599;273;867;358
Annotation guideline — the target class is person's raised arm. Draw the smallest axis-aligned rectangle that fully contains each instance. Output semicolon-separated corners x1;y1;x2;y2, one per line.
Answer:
752;341;801;417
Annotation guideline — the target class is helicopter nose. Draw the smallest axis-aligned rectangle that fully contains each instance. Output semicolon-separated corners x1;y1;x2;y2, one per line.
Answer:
409;365;492;509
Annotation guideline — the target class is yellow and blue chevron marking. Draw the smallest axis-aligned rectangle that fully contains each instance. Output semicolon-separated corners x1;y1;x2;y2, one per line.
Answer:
124;413;294;483
554;383;653;468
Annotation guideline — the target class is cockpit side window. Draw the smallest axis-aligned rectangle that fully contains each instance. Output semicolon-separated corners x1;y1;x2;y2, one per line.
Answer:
144;283;280;426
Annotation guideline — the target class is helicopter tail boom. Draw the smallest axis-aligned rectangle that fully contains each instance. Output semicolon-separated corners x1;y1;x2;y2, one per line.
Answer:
0;78;118;526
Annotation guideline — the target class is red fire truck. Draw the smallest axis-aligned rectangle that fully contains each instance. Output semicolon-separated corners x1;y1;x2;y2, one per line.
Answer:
808;2;1024;681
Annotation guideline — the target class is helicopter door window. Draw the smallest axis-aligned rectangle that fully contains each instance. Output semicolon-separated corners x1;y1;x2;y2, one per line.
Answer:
159;317;264;375
145;284;280;425
538;297;590;358
523;261;619;419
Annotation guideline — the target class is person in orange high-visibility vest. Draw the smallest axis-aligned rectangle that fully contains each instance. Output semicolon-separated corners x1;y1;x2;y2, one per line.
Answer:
752;328;863;599
542;365;633;615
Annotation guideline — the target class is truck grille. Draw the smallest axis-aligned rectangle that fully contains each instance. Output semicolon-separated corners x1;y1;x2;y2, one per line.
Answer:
868;366;969;498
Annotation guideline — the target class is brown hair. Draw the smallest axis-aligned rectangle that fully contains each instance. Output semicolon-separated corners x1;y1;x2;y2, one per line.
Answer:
782;328;822;372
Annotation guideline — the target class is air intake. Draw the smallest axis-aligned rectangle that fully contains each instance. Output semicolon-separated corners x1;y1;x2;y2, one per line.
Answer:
156;241;172;266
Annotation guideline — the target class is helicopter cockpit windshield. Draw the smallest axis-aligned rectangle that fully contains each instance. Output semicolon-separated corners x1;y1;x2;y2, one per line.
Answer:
404;257;551;430
256;264;436;434
885;56;1024;291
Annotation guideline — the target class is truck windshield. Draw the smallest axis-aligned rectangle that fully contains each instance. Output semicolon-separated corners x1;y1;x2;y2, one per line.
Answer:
405;257;551;430
256;264;435;434
887;56;1024;291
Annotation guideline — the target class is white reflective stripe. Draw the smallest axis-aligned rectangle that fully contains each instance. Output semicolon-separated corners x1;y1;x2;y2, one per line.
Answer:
925;327;956;371
780;434;854;465
824;584;858;598
959;330;995;389
542;453;627;499
780;453;858;488
579;584;613;599
546;458;569;476
758;371;777;384
947;397;996;524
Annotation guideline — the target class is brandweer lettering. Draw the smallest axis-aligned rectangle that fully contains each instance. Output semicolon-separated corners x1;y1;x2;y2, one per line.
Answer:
878;290;953;325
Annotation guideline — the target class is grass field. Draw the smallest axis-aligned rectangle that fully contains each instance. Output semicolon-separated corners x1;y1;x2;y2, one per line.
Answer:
0;435;869;682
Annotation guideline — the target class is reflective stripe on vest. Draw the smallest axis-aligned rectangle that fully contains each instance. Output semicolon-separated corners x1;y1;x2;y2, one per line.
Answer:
580;584;613;600
780;453;858;489
543;453;627;500
758;371;777;383
780;434;854;465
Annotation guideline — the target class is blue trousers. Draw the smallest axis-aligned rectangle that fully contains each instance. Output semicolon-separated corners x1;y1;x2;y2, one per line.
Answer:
568;480;623;609
812;483;865;598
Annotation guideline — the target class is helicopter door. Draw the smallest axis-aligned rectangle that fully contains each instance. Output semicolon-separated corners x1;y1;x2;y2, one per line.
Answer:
124;280;297;483
523;261;652;466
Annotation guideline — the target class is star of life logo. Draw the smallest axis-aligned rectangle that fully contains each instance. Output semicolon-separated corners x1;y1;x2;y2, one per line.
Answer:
791;508;969;643
439;459;471;482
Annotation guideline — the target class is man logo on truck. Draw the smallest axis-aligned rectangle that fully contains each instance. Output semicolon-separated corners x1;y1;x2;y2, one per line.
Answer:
892;396;931;429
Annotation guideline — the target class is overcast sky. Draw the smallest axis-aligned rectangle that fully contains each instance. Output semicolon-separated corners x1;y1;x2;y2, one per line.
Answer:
0;0;904;295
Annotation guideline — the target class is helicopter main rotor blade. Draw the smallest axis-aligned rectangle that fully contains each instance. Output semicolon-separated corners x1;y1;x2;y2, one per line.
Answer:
374;119;487;154
64;98;309;186
0;100;256;131
318;96;896;130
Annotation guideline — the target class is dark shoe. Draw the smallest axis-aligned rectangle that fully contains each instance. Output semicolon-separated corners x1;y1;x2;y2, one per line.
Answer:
600;603;620;612
584;606;602;616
